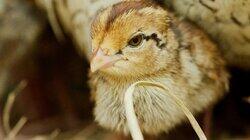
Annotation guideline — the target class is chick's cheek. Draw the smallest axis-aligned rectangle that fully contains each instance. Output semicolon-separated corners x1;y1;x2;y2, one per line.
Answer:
122;51;138;61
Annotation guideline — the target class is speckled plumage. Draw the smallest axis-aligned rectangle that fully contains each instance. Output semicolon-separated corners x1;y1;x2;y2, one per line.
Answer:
89;0;229;136
165;0;250;69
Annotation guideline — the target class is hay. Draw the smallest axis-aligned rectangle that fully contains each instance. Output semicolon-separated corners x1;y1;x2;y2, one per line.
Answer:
3;81;28;140
2;81;60;140
124;81;207;140
41;0;65;41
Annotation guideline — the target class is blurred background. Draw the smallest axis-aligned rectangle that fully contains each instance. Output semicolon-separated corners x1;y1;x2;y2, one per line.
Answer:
0;0;249;139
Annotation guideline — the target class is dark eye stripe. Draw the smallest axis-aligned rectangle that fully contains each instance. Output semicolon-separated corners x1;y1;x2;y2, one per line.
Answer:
143;33;166;49
127;33;166;49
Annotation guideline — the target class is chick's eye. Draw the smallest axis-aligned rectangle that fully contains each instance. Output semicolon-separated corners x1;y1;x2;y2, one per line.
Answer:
128;34;143;47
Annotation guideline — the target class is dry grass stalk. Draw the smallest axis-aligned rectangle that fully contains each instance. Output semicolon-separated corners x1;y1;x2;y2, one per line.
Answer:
41;0;65;41
3;81;28;140
6;117;28;140
31;129;60;140
124;81;207;140
2;80;61;140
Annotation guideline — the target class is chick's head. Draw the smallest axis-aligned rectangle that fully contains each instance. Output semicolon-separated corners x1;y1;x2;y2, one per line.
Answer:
90;1;178;77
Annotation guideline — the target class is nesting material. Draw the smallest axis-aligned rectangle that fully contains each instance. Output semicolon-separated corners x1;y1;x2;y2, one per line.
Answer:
41;0;65;41
124;81;207;140
3;81;28;140
2;81;60;140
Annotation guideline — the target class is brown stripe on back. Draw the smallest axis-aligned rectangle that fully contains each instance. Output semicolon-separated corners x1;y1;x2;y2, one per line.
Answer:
106;1;158;30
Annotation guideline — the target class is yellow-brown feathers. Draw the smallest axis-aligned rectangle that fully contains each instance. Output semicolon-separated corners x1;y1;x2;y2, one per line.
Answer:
91;1;169;54
89;1;229;135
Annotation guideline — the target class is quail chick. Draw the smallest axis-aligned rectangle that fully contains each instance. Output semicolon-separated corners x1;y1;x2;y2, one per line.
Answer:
89;0;229;135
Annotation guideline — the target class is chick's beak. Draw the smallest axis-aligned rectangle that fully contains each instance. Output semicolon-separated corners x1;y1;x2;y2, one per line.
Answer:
90;48;123;73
